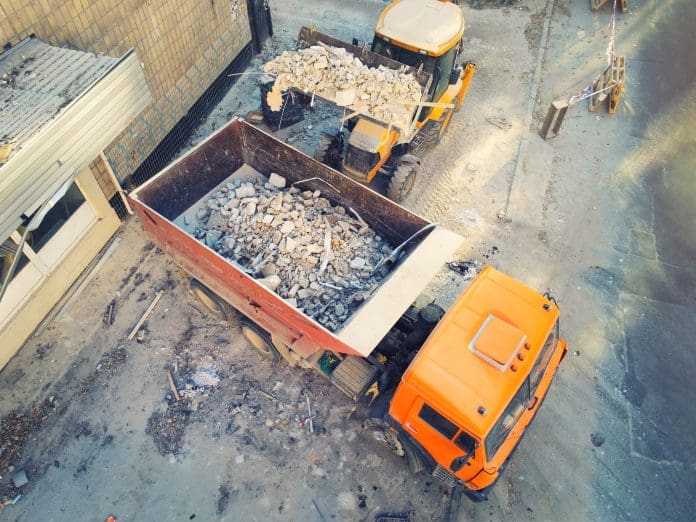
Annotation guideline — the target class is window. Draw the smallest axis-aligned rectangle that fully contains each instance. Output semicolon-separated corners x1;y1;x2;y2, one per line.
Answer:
454;430;476;453
371;37;436;74
0;239;29;284
432;47;458;102
485;380;530;460
529;320;559;394
418;403;458;439
30;182;86;252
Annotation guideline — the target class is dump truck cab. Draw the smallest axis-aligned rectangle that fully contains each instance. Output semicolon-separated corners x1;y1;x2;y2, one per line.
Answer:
339;0;475;200
384;267;568;497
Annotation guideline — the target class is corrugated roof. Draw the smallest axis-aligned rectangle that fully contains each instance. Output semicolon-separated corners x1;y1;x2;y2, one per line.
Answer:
0;37;151;245
0;37;118;165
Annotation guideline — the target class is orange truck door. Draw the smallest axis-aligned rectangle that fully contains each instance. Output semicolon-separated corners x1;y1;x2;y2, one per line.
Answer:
404;400;479;481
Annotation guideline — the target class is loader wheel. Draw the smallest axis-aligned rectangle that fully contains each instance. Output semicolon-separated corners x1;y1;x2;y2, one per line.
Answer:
412;119;443;155
387;163;418;202
240;319;280;364
189;279;231;320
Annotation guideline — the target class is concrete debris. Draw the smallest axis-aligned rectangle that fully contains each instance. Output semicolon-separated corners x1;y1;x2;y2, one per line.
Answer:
192;366;220;388
192;174;392;331
268;172;287;188
11;469;28;488
262;45;422;131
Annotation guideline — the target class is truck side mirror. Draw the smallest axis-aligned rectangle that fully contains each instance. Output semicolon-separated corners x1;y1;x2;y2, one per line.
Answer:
450;439;477;472
450;453;472;472
449;65;463;85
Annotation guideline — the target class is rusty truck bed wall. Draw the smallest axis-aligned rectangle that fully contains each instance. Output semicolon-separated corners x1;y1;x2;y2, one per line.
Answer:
130;118;430;359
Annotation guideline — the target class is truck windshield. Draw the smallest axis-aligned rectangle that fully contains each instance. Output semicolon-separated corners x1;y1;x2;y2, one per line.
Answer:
484;320;560;460
485;380;529;461
371;37;435;74
529;320;559;395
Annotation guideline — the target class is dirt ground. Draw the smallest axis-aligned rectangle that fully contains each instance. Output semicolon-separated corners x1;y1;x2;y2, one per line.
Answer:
1;0;695;520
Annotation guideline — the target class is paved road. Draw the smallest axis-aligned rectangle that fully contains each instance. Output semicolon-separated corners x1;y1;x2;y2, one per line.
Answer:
459;1;696;520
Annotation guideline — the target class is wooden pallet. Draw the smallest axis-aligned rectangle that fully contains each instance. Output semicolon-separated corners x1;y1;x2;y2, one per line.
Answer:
589;56;625;113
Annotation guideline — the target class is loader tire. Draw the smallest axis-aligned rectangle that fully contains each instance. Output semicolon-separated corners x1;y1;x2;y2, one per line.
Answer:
240;319;280;364
387;163;418;202
189;279;231;320
412;119;442;156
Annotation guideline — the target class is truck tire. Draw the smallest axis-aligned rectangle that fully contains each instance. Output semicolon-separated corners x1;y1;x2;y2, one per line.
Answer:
189;279;231;320
403;438;425;474
387;163;418;202
240;319;280;364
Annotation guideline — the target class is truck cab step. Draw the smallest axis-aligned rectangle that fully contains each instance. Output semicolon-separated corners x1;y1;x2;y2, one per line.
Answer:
330;355;378;401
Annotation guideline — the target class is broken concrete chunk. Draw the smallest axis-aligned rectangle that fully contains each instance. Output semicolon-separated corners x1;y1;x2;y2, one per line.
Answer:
297;288;313;299
235;185;256;199
268;172;287;189
279;221;295;234
11;469;29;488
285;237;298;253
257;275;281;292
207;211;225;229
205;230;223;248
349;257;366;270
196;208;210;221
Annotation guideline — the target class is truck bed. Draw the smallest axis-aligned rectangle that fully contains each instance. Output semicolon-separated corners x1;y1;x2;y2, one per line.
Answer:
129;118;461;358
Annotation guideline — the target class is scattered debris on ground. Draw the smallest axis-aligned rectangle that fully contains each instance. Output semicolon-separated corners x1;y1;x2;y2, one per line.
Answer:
145;401;192;456
192;174;392;330
263;45;422;130
0;399;56;504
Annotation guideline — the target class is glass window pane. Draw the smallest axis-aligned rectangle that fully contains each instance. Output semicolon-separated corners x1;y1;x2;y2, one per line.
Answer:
485;380;530;460
418;403;458;439
30;182;85;252
0;237;29;284
530;321;559;394
454;430;476;453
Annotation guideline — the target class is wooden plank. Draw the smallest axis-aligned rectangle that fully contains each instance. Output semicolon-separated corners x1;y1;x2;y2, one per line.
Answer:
336;227;464;357
128;290;164;340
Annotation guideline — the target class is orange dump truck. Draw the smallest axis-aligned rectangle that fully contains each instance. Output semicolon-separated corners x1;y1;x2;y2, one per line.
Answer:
130;118;568;500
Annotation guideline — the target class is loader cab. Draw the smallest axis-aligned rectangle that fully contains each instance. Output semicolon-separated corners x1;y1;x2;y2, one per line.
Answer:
372;0;466;106
386;267;568;496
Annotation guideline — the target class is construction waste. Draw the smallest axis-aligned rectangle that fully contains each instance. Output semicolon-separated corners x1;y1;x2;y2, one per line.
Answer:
262;44;422;131
191;173;392;331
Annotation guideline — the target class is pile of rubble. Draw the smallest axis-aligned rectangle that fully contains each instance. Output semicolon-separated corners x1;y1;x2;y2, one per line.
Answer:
191;173;392;331
262;45;422;131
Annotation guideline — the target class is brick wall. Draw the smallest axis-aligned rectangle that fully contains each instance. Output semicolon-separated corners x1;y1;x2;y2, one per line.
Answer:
0;0;251;181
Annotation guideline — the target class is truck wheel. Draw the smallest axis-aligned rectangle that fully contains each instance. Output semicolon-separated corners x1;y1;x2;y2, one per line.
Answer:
403;439;425;474
240;319;280;364
387;163;418;202
189;279;231;320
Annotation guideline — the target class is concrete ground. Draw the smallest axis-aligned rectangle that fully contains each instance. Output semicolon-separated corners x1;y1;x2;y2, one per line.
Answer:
1;0;694;520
